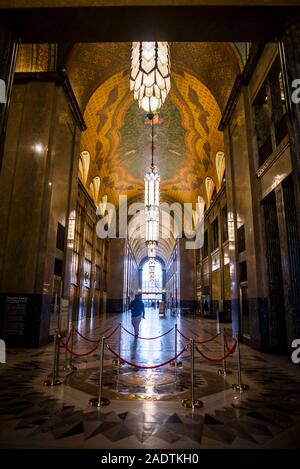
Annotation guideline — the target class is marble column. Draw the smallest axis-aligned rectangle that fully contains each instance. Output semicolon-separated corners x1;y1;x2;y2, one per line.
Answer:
223;127;239;337
276;180;300;351
178;238;196;312
0;73;85;346
279;19;300;350
107;238;125;314
0;21;19;171
279;19;300;244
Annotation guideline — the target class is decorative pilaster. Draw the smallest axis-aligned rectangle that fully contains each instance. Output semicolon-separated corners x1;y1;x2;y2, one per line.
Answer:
0;21;19;171
279;18;300;244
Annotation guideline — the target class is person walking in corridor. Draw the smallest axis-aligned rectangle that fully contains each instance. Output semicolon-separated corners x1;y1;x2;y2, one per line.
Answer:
129;294;145;338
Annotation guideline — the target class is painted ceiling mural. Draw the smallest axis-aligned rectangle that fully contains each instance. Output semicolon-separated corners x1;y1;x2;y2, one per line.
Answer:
66;42;241;112
65;42;242;206
80;69;223;206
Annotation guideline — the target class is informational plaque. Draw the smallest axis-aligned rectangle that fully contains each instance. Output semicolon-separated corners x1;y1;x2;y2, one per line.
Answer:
4;296;28;337
59;298;69;334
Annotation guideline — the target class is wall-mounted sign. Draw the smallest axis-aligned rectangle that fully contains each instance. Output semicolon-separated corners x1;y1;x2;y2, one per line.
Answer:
60;298;69;333
4;296;28;337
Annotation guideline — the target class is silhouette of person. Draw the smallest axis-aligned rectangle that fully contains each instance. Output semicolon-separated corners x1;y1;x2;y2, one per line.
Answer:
203;299;209;316
129;294;145;337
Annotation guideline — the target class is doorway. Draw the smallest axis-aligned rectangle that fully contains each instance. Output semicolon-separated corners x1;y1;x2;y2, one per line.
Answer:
142;259;163;307
262;190;287;352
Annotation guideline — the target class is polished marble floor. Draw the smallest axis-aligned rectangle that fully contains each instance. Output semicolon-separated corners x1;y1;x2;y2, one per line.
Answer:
0;308;300;449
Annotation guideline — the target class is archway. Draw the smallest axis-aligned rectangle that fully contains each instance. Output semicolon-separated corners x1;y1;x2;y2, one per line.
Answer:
141;259;163;307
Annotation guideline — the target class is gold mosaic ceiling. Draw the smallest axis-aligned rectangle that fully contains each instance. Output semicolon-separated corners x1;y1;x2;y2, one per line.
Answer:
66;42;241;206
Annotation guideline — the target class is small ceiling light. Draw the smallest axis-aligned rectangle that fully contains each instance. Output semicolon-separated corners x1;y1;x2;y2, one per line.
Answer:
33;143;44;154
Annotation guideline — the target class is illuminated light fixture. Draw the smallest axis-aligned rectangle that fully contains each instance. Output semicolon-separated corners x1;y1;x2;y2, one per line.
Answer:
130;42;171;113
33;143;44;155
149;259;156;283
144;114;160;249
147;240;156;259
144;113;160;281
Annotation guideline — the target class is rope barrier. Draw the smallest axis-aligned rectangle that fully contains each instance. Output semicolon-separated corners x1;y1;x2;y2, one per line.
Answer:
121;325;174;341
105;324;120;340
59;324;236;365
75;329;100;344
177;329;190;341
224;333;236;353
59;328;73;348
60;338;99;357
73;323;119;344
106;344;187;369
195;340;237;363
194;332;221;344
177;328;221;344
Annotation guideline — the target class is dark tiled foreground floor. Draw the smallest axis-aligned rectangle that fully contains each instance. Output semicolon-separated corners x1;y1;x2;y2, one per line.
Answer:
0;311;300;449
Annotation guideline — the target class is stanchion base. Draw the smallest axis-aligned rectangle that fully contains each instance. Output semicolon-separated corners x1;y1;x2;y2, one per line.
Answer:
44;378;62;387
170;360;182;368
89;397;110;407
112;359;123;367
181;398;203;409
232;383;249;391
63;364;77;371
217;368;232;376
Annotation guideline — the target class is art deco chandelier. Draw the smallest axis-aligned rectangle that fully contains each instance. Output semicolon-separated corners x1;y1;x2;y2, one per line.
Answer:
144;114;160;281
130;42;171;113
130;42;170;281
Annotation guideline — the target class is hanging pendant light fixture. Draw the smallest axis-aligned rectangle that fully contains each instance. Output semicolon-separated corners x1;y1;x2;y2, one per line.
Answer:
144;113;160;282
147;240;156;259
149;258;156;282
130;42;171;113
148;240;156;283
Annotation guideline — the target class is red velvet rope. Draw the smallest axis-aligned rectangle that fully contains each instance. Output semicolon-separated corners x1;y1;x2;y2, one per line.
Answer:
195;341;237;362
122;325;174;340
105;324;120;340
106;344;187;369
75;329;100;344
60;338;99;357
74;324;119;343
177;328;221;344
194;332;221;344
224;334;237;353
59;328;73;348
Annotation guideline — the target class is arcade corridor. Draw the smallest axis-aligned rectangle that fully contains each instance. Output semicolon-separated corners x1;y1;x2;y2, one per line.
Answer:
1;0;300;455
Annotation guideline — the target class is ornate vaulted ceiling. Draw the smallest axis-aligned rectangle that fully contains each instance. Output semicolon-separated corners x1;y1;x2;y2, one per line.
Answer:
66;42;241;206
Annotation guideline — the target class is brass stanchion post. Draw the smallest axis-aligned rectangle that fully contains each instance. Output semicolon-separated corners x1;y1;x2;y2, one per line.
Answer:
112;323;123;367
217;329;232;376
63;326;77;371
170;323;182;367
232;335;249;391
182;339;203;409
44;328;62;387
89;336;110;407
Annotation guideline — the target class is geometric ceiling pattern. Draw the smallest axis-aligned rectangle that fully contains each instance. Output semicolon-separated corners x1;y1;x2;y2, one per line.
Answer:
67;42;242;113
66;42;241;207
81;70;223;206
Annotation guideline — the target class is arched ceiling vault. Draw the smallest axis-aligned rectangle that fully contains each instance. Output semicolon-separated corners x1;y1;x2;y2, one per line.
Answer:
66;42;241;114
65;41;241;261
128;210;177;265
80;68;223;207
